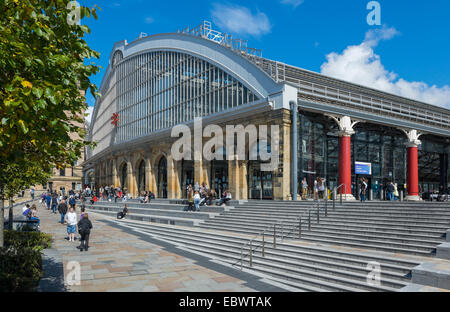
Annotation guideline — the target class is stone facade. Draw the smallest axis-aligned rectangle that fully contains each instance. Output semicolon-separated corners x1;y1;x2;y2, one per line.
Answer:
86;109;293;200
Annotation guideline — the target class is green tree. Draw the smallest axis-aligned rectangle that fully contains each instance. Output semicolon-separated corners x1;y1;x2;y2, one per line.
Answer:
0;0;100;246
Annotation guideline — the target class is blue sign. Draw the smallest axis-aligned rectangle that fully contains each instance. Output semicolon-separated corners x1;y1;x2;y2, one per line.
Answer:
355;162;372;175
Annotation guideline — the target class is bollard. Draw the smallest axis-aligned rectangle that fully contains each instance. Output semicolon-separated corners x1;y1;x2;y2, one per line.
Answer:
249;241;253;267
262;233;265;257
299;217;302;239
308;210;311;231
400;190;404;202
273;224;277;248
325;199;328;216
369;189;373;201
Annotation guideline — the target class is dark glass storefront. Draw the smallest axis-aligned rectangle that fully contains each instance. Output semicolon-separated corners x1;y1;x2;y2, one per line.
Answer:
297;111;449;199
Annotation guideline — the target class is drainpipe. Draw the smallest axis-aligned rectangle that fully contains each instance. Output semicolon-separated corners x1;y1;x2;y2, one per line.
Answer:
291;100;298;201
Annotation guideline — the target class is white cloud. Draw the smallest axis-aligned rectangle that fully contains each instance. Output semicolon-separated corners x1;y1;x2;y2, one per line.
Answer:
320;26;450;108
211;3;271;37
85;106;94;124
144;17;154;24
280;0;304;8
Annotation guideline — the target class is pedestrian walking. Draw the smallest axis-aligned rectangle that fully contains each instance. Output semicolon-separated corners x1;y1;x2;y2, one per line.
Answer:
194;191;201;212
69;195;76;209
65;207;77;242
51;193;58;213
301;178;308;200
77;213;92;252
57;199;68;224
387;182;394;201
314;178;319;201
360;178;368;202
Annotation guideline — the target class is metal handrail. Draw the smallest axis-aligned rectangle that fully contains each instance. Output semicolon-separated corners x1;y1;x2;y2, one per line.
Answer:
336;183;348;205
234;198;334;270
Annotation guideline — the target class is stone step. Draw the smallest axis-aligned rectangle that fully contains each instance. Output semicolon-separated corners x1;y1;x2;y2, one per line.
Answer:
221;211;450;227
88;204;217;220
234;208;450;218
113;220;410;291
238;202;450;211
211;214;449;234
198;223;435;255
204;215;446;238
136;226;410;283
205;216;447;239
227;208;450;221
88;202;226;213
174;242;403;292
119;219;420;269
90;208;201;227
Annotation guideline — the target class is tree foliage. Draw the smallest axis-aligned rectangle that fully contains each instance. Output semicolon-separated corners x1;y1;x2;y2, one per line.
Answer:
0;0;101;246
0;0;100;166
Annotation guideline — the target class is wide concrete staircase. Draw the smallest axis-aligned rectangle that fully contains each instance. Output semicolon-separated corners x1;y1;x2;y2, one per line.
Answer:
85;199;228;226
199;201;450;256
111;218;421;292
87;199;450;291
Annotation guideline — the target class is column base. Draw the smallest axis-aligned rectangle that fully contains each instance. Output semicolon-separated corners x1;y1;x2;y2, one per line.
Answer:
336;194;357;201
406;195;422;201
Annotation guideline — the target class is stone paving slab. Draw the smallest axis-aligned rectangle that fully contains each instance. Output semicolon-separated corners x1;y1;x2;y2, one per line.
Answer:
37;205;258;292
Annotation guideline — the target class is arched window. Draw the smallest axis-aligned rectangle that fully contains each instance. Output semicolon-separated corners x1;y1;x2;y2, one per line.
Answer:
157;157;168;198
138;160;146;193
120;163;128;189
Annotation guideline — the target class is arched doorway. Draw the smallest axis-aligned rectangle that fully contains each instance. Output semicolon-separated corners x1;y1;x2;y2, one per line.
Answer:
248;140;274;200
210;146;228;196
120;163;128;190
85;170;95;189
180;159;194;198
157;157;168;198
137;160;146;194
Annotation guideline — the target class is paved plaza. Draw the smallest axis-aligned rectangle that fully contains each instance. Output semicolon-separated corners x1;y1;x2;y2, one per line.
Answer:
6;200;448;292
36;205;265;292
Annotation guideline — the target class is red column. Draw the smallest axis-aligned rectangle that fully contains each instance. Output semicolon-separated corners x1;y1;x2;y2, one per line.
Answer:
407;146;419;197
339;135;352;195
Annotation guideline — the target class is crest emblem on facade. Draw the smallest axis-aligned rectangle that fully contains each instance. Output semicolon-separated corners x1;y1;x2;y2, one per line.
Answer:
111;113;119;126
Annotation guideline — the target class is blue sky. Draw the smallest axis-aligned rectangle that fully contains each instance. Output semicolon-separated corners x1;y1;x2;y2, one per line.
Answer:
81;0;450;119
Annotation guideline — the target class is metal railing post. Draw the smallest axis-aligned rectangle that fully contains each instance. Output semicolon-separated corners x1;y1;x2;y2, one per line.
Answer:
240;246;243;271
262;233;265;257
317;204;320;224
325;197;328;216
273;224;277;248
308;210;311;231
299;217;301;239
249;241;253;267
340;190;343;205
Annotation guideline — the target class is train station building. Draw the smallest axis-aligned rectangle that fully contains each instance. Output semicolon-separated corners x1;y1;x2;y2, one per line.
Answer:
84;22;450;201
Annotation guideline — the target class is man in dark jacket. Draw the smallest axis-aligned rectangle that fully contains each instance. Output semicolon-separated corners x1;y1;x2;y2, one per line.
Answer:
51;193;58;214
387;182;395;201
77;213;93;252
57;199;68;224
